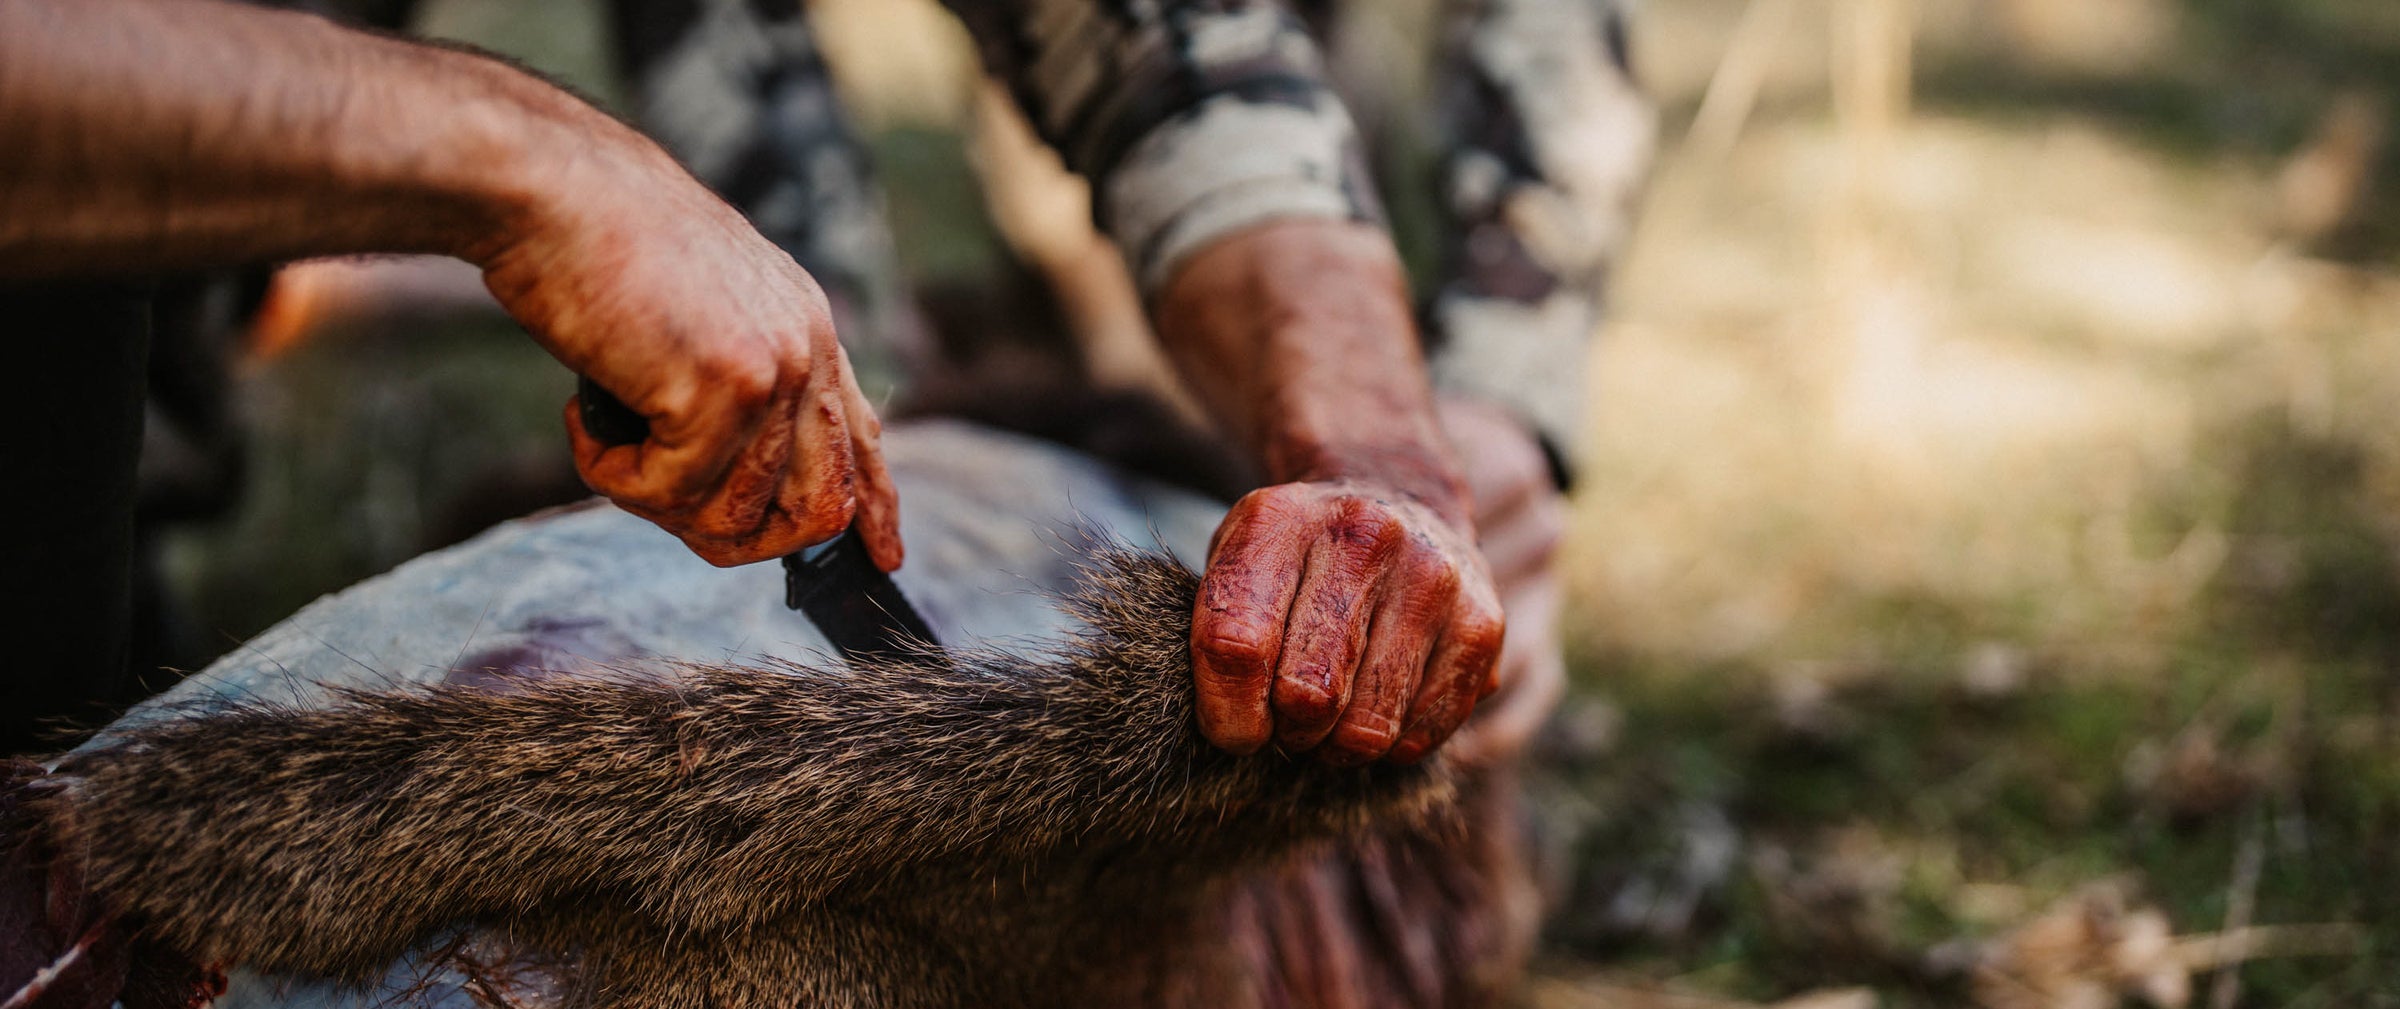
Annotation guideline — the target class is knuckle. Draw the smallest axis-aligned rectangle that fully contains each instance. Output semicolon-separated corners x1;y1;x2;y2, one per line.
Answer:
1272;675;1343;727
1193;625;1278;679
1238;483;1314;519
1325;505;1404;556
1402;551;1465;599
1327;712;1399;756
797;393;851;450
1211;489;1317;560
1455;597;1507;649
700;347;779;404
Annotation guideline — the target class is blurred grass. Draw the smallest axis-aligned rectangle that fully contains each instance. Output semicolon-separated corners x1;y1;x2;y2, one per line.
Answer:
1533;0;2400;1004
156;0;2400;1004
1536;616;2400;1004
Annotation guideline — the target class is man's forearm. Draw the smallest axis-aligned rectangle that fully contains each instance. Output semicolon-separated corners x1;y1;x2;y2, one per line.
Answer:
1154;220;1470;525
0;0;612;276
0;0;906;571
948;1;1500;765
939;0;1429;482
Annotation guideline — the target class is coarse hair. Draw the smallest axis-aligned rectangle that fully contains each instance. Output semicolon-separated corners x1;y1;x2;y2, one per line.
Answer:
17;548;1459;1008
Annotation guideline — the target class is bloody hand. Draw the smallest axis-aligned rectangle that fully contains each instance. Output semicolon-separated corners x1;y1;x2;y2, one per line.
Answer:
1155;219;1507;765
469;140;902;571
1192;480;1505;765
0;0;901;572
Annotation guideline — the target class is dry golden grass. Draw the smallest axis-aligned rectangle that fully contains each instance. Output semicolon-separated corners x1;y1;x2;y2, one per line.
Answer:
1569;0;2400;678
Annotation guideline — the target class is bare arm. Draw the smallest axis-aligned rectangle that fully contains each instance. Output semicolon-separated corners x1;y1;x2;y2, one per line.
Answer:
0;0;901;569
0;0;539;273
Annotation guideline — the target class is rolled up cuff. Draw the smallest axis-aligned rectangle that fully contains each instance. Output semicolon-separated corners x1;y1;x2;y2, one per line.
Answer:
1103;88;1377;295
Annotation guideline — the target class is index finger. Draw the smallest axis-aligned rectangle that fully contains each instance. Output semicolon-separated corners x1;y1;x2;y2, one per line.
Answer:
1191;493;1311;755
833;350;904;572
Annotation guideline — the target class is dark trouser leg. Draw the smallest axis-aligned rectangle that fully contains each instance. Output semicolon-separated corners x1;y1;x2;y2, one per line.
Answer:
0;284;152;755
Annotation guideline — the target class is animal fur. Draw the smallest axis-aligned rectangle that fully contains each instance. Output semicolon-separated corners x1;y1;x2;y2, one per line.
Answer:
14;549;1461;1008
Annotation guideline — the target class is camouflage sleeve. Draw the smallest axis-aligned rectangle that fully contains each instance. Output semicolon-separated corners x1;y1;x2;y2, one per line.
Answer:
940;0;1383;294
604;0;925;402
1426;0;1654;483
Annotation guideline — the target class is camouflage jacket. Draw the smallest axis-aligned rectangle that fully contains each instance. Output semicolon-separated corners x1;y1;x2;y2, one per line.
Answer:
303;0;1654;477
938;0;1654;472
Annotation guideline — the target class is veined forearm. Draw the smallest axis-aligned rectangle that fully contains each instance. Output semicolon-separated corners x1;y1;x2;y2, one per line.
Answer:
967;2;1500;770
0;0;606;277
0;0;905;572
936;0;1461;510
1154;219;1470;527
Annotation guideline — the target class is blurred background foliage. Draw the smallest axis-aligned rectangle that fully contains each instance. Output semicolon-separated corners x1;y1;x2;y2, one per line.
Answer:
154;0;2400;1005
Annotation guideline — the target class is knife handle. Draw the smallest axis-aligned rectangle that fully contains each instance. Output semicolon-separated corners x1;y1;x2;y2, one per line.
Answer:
576;376;652;447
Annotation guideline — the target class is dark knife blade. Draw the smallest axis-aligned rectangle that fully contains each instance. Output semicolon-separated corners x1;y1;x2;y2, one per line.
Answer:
782;528;943;667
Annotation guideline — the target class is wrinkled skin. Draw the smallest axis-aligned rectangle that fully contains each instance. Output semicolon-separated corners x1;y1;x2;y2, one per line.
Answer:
1194;480;1502;766
476;148;901;569
1156;220;1512;767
